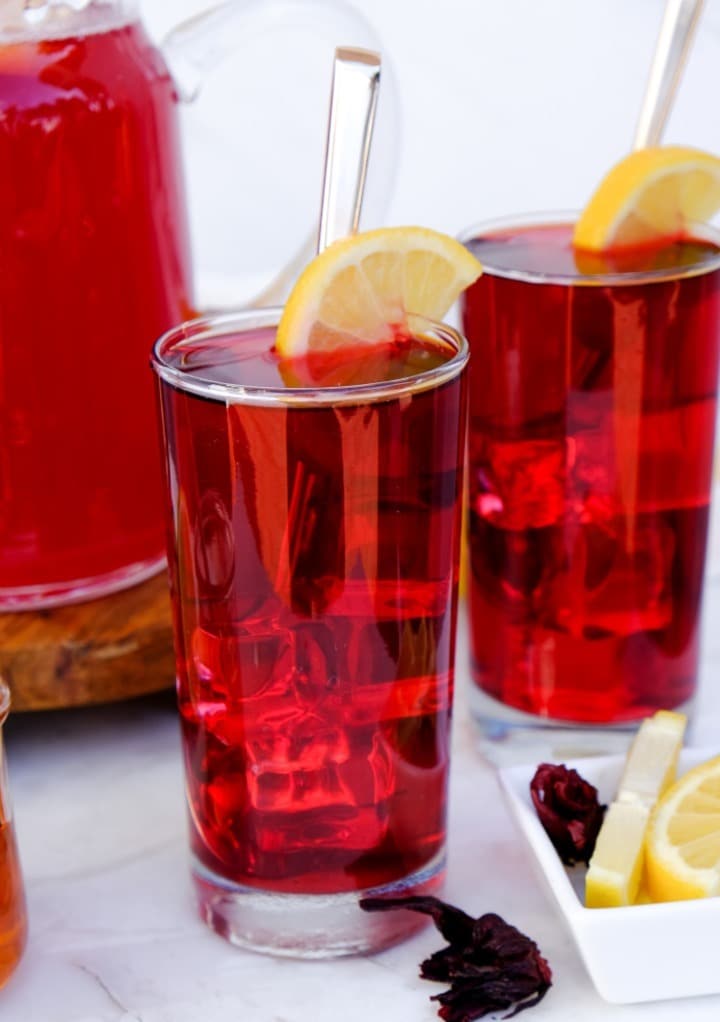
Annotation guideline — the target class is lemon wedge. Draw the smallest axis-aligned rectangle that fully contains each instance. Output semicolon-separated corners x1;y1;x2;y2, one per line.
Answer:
616;709;687;806
573;146;720;252
585;711;686;907
275;227;482;358
645;754;720;902
585;801;649;908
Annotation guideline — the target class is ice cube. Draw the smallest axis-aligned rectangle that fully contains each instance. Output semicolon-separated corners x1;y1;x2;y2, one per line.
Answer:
471;437;566;530
539;515;674;637
189;610;293;706
188;613;401;853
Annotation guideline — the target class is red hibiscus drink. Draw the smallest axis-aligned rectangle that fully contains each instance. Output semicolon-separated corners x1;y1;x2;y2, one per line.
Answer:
461;215;720;744
153;308;468;956
0;16;193;607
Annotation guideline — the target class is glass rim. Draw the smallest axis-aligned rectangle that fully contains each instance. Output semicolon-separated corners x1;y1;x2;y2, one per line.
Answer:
151;307;469;408
0;2;137;44
457;210;720;286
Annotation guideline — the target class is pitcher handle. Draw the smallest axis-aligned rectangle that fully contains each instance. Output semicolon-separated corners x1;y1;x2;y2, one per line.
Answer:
163;0;392;104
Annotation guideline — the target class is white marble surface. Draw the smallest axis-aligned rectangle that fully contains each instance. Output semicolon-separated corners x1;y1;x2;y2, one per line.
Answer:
3;558;720;1021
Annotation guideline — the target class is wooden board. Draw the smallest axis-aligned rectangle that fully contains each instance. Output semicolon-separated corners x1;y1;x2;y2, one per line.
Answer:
0;573;175;711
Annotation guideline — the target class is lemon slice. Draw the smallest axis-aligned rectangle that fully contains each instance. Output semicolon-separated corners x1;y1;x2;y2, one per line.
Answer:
616;710;687;807
585;711;686;908
585;801;650;908
573;145;720;252
645;755;720;902
276;227;482;357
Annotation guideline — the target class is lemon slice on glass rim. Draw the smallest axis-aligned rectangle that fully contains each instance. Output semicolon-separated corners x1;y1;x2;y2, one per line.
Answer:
275;226;482;358
573;145;720;252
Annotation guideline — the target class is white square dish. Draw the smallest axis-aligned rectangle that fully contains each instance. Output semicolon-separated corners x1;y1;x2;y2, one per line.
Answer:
499;748;720;1004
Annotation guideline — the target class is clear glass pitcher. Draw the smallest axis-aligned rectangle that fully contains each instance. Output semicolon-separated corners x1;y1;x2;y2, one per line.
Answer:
0;0;395;610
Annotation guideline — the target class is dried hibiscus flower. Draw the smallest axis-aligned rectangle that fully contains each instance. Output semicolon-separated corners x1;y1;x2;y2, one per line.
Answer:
530;762;605;865
360;895;551;1022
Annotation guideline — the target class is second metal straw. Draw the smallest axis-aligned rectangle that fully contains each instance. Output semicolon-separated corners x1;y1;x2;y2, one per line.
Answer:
633;0;705;149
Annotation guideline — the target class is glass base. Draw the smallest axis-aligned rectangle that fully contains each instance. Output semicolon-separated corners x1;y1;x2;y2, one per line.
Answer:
192;849;446;959
0;554;166;611
468;684;694;767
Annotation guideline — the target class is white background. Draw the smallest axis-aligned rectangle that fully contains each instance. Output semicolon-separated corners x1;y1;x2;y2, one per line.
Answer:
137;0;720;306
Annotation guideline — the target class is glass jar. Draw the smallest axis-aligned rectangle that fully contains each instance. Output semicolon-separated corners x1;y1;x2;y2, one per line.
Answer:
0;680;27;987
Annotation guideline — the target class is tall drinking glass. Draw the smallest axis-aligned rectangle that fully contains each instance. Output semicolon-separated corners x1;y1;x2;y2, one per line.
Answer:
152;308;468;956
460;213;720;758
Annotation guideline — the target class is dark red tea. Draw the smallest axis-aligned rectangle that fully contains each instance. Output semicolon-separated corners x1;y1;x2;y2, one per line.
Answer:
156;324;467;895
462;222;720;724
0;19;192;604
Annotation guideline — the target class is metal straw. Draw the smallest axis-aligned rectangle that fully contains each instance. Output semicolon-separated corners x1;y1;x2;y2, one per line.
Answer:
633;0;705;149
317;47;381;251
251;47;381;306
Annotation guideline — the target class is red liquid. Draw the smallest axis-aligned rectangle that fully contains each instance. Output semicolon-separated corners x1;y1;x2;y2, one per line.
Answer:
462;223;720;724
0;19;192;603
156;327;466;894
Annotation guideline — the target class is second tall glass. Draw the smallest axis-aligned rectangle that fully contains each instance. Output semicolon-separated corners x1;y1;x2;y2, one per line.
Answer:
460;213;720;755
